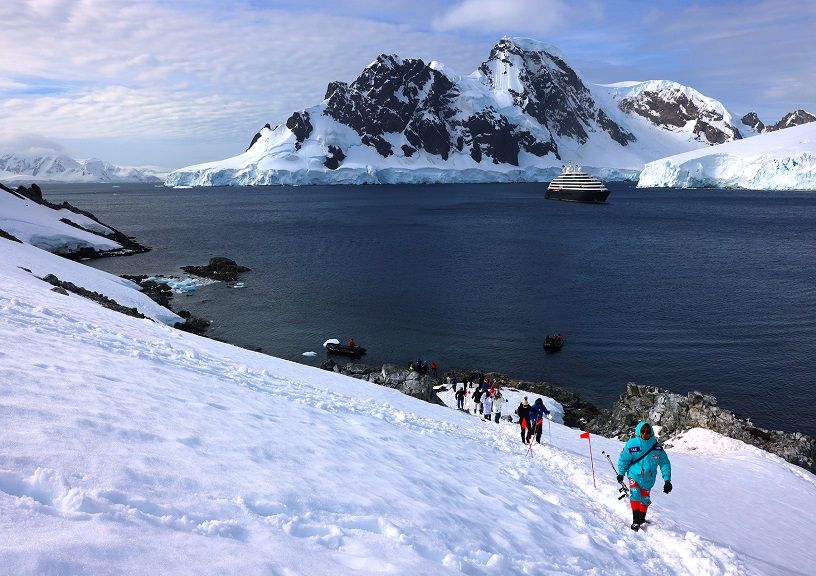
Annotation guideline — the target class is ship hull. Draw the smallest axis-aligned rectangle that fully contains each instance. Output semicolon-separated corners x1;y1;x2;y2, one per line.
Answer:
545;188;610;203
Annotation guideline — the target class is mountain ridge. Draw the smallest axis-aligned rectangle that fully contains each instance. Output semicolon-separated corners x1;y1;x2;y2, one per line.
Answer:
168;37;797;187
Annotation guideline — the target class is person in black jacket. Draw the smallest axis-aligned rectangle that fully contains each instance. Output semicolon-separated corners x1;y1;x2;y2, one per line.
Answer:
515;397;532;444
472;387;484;414
529;398;551;443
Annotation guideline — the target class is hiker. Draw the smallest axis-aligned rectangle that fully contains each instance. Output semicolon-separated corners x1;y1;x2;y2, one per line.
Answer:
455;386;466;410
515;397;531;444
431;361;438;378
347;337;356;348
617;422;672;531
529;398;551;443
493;390;505;423
472;387;484;415
482;393;493;421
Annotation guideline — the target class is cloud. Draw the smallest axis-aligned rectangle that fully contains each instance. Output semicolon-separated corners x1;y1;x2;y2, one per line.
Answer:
0;134;68;156
432;0;569;34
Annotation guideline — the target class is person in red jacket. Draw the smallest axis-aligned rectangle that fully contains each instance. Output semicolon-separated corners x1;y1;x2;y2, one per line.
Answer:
431;361;438;378
515;397;532;444
347;338;356;348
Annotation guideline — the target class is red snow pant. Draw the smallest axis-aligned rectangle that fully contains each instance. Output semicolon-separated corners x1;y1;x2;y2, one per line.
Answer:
628;478;651;512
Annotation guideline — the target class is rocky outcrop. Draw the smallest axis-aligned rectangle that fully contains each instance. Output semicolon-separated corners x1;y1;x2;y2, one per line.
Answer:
40;274;146;319
181;257;250;282
741;112;765;134
766;109;816;132
617;87;741;144
586;383;816;474
320;359;444;405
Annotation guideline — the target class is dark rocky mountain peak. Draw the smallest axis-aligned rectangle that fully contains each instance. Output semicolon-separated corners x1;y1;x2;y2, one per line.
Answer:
766;109;816;132
478;37;635;146
617;82;742;144
320;49;558;165
741;111;765;133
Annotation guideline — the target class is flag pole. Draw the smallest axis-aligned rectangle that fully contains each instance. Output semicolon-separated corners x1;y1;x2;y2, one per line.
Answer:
580;431;597;488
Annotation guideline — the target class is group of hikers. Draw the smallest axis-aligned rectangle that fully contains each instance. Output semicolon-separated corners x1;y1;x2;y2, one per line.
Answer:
446;374;672;532
449;376;552;445
407;358;438;378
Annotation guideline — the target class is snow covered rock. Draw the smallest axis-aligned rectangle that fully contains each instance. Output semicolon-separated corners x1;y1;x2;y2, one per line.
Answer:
637;122;816;190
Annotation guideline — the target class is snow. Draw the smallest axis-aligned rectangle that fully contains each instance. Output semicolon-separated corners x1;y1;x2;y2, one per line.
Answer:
0;152;164;183
1;193;815;574
0;187;122;254
638;122;816;190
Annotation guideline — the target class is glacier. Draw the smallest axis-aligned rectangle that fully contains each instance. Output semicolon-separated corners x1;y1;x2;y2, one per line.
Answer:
638;123;816;190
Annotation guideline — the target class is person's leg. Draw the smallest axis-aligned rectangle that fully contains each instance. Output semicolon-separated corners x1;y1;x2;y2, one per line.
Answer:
628;480;650;529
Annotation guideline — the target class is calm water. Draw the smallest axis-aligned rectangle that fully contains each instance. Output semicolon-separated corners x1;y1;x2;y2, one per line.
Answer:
44;182;816;436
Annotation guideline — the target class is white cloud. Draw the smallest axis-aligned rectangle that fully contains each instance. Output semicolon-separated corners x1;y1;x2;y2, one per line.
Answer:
0;133;68;156
432;0;568;34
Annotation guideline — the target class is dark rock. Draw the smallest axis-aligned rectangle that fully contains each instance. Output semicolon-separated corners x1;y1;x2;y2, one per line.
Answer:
40;274;146;319
618;90;741;144
246;123;272;151
766;109;816;132
51;286;69;295
181;257;250;282
16;182;43;203
741;112;765;133
121;275;174;308
324;145;346;170
174;315;211;335
0;227;23;243
285;111;313;151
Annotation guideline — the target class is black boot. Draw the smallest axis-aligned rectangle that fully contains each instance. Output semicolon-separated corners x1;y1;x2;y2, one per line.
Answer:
639;510;649;525
631;510;644;531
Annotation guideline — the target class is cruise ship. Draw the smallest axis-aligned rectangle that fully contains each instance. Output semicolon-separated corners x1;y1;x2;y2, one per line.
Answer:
545;164;610;203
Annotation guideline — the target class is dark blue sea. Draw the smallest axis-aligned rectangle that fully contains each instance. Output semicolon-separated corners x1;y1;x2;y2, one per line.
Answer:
44;182;816;436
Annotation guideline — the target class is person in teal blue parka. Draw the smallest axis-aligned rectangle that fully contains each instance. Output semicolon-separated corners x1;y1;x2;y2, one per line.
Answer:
617;421;672;531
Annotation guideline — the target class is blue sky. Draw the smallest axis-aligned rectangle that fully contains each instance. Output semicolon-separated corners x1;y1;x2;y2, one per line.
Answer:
0;0;813;170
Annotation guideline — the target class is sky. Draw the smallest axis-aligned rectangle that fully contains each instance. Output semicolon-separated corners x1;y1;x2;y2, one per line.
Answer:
2;193;816;574
0;0;814;171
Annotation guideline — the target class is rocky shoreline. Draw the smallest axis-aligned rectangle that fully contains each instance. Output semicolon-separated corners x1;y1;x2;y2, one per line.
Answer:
123;257;251;336
322;358;816;474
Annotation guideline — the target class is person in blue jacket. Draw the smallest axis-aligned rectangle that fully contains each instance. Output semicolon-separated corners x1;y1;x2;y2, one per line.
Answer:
529;398;551;443
617;421;672;531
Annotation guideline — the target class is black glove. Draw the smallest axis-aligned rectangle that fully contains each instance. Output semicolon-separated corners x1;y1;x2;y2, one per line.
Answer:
616;474;624;483
663;481;673;494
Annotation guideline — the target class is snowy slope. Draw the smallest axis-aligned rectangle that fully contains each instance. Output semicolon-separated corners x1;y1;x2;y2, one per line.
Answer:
1;210;815;574
0;152;164;183
166;38;740;187
638;122;816;190
0;185;124;253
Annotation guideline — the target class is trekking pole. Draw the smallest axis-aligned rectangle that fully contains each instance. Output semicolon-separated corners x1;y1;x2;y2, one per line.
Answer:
547;415;552;445
601;450;630;500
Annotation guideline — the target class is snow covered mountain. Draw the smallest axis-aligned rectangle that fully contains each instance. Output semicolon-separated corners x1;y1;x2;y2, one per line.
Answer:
740;108;816;135
1;194;815;574
0;152;164;183
166;38;745;187
638;122;816;190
